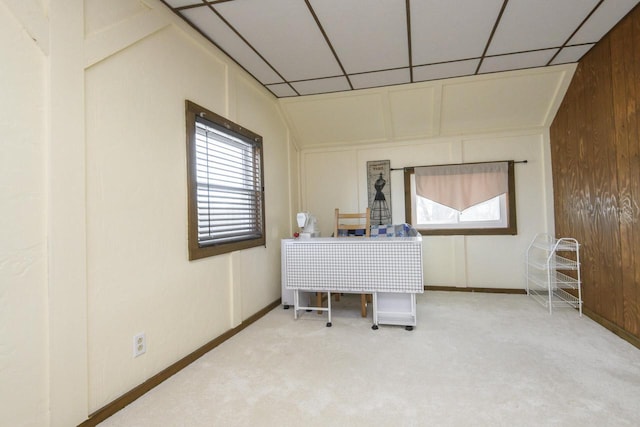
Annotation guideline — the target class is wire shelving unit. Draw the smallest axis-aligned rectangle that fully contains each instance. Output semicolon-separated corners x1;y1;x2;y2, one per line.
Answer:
526;233;582;316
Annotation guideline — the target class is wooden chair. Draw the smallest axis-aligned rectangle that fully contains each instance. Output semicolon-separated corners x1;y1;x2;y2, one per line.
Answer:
334;207;371;239
330;207;371;317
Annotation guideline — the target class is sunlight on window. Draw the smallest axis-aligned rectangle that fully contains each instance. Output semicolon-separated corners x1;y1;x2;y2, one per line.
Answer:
415;194;506;228
405;161;516;235
460;196;501;222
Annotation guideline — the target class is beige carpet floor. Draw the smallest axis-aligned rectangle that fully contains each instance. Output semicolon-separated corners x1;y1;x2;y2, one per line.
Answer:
99;291;640;427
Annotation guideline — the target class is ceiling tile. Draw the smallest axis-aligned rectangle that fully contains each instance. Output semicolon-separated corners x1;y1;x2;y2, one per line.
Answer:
181;8;283;85
309;0;408;74
487;0;599;55
291;77;351;96
550;44;595;65
161;0;637;98
569;0;640;44
479;49;559;74
411;0;504;65
163;0;203;8
266;83;298;98
213;0;342;81
350;69;410;90
413;59;480;82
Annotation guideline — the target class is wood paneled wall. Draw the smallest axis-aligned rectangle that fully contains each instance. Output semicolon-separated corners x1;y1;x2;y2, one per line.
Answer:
550;4;640;344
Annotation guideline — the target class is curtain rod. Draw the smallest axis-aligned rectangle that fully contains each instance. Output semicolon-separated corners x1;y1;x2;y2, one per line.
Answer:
390;160;528;171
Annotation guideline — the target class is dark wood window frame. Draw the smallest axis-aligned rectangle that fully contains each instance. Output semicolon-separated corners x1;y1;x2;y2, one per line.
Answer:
403;160;517;236
185;100;266;260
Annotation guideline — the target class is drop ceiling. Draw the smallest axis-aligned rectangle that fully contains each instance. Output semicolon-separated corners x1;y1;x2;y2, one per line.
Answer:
161;0;639;98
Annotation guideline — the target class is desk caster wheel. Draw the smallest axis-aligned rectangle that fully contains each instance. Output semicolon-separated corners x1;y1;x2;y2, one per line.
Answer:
405;326;413;331
326;322;332;327
372;324;379;330
283;304;290;310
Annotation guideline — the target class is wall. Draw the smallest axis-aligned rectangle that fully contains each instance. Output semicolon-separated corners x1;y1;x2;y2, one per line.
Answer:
0;0;296;425
550;4;640;342
289;66;575;289
0;1;47;425
84;0;294;414
301;131;552;289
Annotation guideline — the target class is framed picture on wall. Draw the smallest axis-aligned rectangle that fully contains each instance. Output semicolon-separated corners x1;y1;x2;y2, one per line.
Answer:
367;160;392;225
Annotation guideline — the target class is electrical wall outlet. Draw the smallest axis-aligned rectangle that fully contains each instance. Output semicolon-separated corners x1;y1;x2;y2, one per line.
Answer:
133;333;146;358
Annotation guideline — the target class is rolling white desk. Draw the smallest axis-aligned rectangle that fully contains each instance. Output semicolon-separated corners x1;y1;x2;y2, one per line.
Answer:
281;235;423;329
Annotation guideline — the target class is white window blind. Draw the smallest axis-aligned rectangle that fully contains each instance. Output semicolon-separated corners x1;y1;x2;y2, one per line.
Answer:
195;117;263;247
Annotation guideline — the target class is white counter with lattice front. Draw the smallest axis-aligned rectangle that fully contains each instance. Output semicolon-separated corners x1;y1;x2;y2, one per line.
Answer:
281;236;424;329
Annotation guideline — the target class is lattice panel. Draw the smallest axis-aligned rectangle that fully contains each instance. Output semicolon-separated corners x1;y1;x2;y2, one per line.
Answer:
283;239;423;293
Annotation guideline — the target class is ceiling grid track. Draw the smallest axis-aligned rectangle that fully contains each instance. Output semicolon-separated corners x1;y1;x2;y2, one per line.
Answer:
160;0;640;98
406;0;414;83
304;0;354;91
475;0;509;75
203;2;299;95
546;0;605;66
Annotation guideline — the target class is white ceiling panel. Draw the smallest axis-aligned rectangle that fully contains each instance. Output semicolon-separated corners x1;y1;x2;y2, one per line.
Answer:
350;69;411;90
551;44;595;65
291;77;351;96
570;0;640;44
413;59;480;83
266;83;297;98
479;49;559;74
309;0;408;74
162;0;638;98
182;8;283;85
212;0;343;82
164;0;202;7
487;0;600;55
411;0;504;65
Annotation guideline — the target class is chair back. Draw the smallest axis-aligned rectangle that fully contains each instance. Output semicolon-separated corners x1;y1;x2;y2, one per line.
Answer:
334;208;371;237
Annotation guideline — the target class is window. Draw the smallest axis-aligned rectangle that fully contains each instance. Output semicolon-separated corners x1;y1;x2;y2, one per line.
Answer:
186;101;265;260
404;161;517;235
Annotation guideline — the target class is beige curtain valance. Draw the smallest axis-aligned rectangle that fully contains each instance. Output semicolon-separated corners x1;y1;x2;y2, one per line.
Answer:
415;161;508;212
